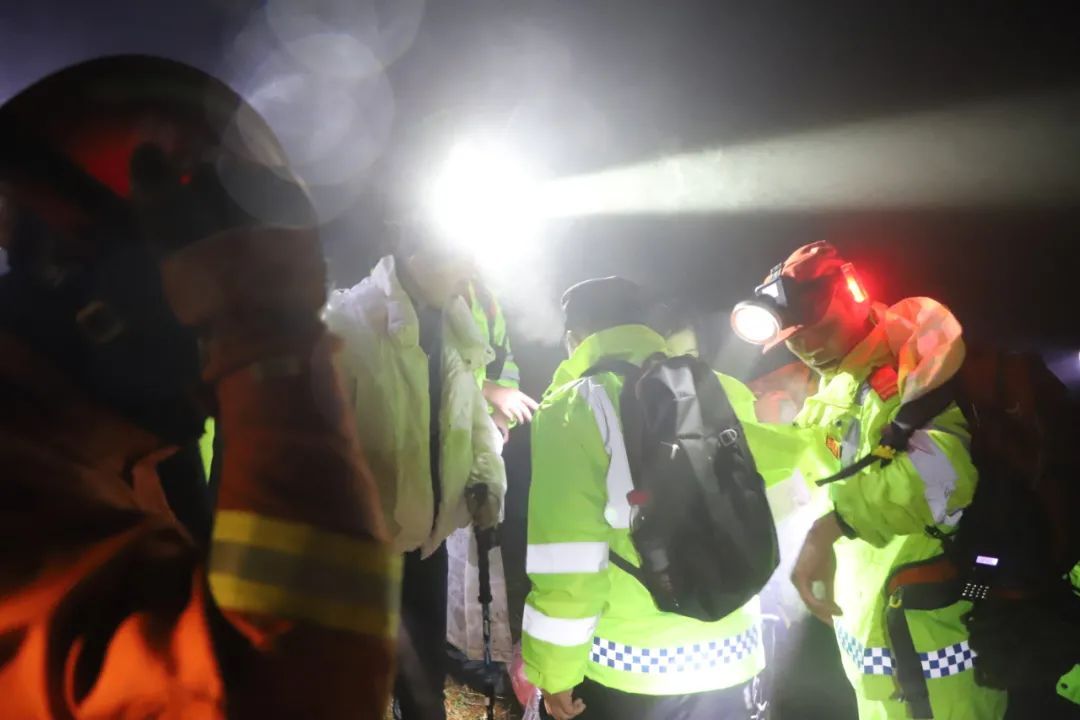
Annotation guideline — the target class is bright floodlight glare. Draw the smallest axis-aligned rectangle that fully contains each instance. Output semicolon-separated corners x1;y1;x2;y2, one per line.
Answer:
426;140;541;262
541;91;1080;217
731;302;781;345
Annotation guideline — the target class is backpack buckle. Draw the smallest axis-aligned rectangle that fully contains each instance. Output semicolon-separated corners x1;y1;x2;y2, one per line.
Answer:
719;428;739;447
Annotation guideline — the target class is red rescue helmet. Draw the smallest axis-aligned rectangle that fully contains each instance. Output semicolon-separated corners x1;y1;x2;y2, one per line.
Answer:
0;55;313;442
731;241;868;351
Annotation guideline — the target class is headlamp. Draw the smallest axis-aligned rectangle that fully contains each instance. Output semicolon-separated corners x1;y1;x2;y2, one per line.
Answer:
730;263;803;346
731;261;865;347
730;300;782;345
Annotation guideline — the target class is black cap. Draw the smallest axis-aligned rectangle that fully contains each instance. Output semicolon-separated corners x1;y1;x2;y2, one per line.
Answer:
561;276;648;336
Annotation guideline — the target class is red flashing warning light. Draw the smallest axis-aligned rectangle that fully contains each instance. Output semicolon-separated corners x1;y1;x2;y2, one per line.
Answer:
842;263;867;304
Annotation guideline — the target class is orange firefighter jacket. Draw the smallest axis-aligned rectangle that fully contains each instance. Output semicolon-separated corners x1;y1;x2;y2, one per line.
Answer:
0;329;399;719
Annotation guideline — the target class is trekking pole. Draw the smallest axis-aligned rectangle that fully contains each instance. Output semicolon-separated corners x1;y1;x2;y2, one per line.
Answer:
751;613;780;720
469;484;498;720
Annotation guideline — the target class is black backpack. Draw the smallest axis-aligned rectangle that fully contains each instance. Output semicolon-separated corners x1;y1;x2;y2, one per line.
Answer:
819;346;1080;596
814;347;1080;714
944;348;1080;597
586;353;780;622
950;349;1080;699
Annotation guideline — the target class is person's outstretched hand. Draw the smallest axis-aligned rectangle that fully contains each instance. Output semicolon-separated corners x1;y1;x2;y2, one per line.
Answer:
792;512;845;625
484;382;539;442
543;689;586;720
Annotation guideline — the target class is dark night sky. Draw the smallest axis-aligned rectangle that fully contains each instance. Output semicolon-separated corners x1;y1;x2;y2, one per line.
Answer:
3;0;1080;390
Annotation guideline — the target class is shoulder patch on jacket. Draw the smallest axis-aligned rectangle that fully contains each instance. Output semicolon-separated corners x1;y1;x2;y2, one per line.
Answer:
868;365;899;402
825;435;842;460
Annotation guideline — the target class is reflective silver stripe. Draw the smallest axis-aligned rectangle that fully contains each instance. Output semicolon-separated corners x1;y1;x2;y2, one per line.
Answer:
929;422;971;452
527;542;609;574
841;415;862;467
907;429;959;525
856;378;877;405
523;605;600;647
580;378;633;529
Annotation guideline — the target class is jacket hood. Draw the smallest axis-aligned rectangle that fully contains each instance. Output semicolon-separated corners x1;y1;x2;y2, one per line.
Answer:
545;324;667;397
839;296;966;403
328;255;492;371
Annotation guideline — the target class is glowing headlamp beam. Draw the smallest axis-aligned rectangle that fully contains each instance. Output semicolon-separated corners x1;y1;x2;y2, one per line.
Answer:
537;91;1080;218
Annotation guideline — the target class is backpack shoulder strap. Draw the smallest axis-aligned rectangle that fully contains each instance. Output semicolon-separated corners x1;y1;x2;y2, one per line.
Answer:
608;549;649;584
816;380;955;486
890;381;955;438
689;362;768;563
690;362;741;440
583;357;646;379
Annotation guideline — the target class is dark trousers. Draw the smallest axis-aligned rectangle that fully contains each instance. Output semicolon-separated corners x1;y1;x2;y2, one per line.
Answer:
394;545;449;720
543;677;755;720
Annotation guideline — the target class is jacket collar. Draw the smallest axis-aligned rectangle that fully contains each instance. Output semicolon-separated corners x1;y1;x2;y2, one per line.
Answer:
547;324;668;394
828;308;893;385
369;255;492;367
371;255;421;347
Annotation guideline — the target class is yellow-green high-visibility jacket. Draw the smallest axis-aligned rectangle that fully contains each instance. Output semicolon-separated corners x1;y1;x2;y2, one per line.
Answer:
469;282;520;390
325;256;507;557
791;298;1006;713
1059;562;1080;705
199;418;215;479
523;324;809;696
1062;664;1080;706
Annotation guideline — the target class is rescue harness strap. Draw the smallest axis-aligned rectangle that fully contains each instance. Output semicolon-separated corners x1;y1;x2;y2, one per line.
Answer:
884;557;966;720
814;381;955;486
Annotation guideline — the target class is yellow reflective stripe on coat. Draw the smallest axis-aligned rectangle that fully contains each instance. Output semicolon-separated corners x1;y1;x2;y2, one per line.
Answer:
210;510;401;637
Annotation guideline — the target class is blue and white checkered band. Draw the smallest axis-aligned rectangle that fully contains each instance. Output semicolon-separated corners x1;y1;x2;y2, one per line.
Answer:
921;642;977;679
589;625;761;675
835;624;977;679
836;624;895;676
